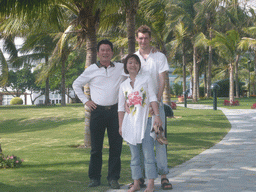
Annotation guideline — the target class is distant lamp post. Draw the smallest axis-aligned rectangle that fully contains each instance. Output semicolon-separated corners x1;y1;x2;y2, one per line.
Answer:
211;83;220;110
248;59;251;97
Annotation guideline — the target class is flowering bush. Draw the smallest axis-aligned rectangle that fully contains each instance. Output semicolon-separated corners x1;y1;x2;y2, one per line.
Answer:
251;103;256;109
187;95;192;99
171;102;176;110
223;100;240;106
178;95;184;98
0;153;23;168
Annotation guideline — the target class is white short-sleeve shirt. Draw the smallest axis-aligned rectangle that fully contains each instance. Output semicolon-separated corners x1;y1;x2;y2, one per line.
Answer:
135;50;169;95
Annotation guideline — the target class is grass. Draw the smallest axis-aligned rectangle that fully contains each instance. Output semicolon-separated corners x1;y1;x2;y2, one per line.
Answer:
175;97;256;109
0;103;231;191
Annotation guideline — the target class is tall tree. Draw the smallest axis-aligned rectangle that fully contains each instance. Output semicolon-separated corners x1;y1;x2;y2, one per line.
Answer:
212;29;241;103
170;22;190;95
194;0;221;98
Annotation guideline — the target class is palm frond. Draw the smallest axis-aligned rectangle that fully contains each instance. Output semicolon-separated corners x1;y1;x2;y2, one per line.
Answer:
0;48;8;86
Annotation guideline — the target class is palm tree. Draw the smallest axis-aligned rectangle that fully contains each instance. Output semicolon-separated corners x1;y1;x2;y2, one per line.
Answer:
0;34;21;88
0;0;109;147
211;29;241;103
170;22;189;96
239;27;256;95
0;47;8;86
194;0;221;98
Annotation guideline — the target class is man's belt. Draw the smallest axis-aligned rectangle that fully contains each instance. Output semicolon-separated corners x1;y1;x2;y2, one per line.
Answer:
96;103;118;110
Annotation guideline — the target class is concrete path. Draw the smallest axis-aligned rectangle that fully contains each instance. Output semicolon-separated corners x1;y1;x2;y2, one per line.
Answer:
107;104;256;192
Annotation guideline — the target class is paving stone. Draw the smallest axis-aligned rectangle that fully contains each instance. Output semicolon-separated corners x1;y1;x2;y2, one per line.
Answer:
107;105;256;192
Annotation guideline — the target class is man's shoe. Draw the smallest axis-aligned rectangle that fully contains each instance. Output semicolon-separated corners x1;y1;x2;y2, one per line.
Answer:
88;179;100;187
108;180;120;189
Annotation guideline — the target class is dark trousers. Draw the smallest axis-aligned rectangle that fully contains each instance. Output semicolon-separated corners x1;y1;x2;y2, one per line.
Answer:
88;104;123;181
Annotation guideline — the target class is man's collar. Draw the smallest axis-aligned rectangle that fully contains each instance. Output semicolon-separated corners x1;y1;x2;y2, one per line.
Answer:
96;61;115;68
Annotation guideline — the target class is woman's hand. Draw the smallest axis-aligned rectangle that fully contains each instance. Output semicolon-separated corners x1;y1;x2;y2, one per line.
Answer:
119;126;122;136
153;116;162;132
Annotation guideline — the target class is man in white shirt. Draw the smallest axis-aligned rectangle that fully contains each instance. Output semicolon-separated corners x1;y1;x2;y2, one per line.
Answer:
133;25;173;190
72;39;126;189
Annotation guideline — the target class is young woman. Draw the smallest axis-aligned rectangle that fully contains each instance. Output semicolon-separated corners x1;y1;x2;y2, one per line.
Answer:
118;54;162;192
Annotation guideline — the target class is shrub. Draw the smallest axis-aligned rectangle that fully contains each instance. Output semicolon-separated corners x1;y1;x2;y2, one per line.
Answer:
251;103;256;109
223;100;240;106
187;95;192;99
10;97;23;105
215;79;245;97
172;83;183;97
0;153;23;168
171;102;176;110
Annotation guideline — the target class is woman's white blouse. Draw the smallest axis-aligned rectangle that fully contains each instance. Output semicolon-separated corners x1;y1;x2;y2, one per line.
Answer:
118;73;157;145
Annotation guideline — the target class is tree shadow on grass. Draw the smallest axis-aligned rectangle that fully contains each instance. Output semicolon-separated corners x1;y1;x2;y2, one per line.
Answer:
0;117;84;134
168;114;231;129
0;146;133;192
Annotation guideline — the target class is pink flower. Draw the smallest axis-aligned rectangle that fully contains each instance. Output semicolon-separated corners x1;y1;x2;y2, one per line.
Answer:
16;161;19;163
127;92;142;106
10;156;14;159
21;159;24;162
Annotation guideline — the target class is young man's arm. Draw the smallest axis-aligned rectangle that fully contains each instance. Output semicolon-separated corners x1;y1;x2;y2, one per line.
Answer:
157;71;167;102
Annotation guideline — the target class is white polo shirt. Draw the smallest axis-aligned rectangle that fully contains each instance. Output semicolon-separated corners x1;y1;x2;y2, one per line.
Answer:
72;62;126;106
135;50;169;95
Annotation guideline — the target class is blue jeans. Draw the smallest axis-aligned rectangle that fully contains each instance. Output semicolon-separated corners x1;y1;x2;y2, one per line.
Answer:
155;102;169;175
129;118;157;180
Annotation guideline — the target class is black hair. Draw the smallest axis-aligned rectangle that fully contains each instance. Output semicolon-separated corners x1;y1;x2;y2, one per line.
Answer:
97;39;113;51
124;54;141;74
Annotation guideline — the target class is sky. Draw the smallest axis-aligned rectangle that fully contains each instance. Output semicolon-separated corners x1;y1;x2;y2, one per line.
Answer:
240;0;256;9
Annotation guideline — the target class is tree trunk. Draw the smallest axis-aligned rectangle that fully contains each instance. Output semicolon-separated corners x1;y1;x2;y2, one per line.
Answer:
126;1;137;54
204;65;207;96
82;3;98;148
207;45;212;98
182;45;186;94
61;58;66;106
229;63;234;104
192;45;198;102
45;55;50;105
235;54;239;98
253;53;256;95
197;64;200;100
207;29;213;98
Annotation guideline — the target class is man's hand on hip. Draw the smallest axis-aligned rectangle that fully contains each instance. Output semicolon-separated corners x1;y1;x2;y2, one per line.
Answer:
85;100;97;111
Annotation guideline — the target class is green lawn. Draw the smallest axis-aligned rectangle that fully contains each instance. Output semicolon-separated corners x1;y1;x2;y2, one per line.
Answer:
175;97;256;109
0;104;231;191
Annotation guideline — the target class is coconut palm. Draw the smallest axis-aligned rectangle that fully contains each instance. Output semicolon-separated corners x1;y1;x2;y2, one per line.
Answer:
0;48;8;86
194;0;222;98
170;22;190;96
211;29;241;103
239;27;256;95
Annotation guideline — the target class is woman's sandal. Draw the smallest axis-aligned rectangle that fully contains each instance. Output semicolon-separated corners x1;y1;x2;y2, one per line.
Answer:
161;178;173;190
152;125;168;145
128;178;146;189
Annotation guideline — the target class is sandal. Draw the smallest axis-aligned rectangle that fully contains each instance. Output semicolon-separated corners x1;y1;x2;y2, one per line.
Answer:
128;178;146;189
152;125;168;145
161;178;173;190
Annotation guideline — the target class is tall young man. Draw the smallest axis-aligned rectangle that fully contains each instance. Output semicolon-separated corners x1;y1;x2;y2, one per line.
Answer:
73;39;125;189
134;25;172;190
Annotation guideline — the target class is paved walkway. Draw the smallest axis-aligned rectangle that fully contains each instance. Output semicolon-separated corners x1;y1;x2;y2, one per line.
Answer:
107;104;256;192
